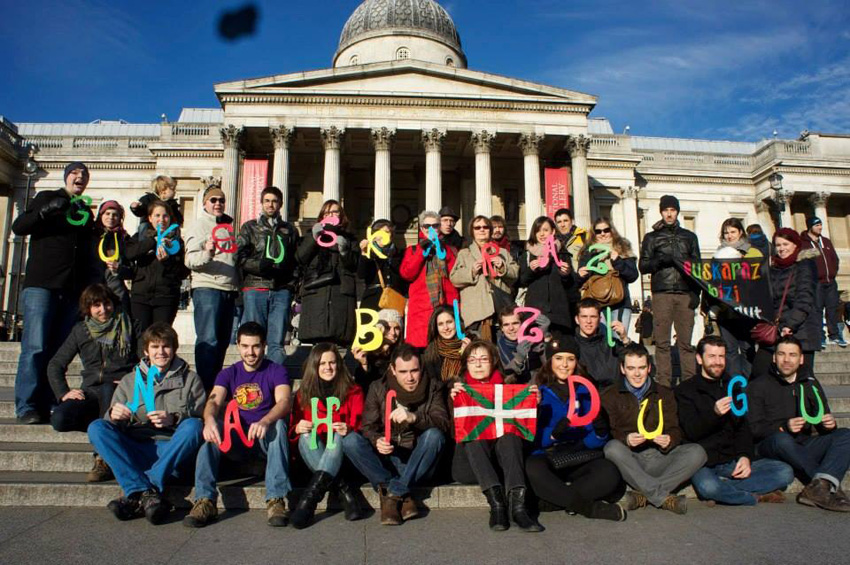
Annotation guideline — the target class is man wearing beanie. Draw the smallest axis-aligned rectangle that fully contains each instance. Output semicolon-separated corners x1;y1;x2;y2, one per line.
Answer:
184;185;239;390
11;161;97;423
638;195;701;386
799;216;845;347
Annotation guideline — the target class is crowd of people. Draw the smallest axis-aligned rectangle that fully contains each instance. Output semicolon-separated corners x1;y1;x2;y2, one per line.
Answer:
10;160;850;530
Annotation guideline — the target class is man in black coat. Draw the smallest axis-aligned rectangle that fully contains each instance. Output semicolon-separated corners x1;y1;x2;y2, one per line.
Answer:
749;336;850;512
574;298;631;386
438;206;465;251
676;336;794;506
11;161;98;423
638;195;701;387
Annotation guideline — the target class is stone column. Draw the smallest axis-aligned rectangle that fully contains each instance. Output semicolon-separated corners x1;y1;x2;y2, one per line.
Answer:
422;128;445;212
372;127;395;221
519;133;543;234
472;131;494;217
774;188;795;229
810;191;831;238
621;186;643;329
269;126;294;220
567;134;592;228
320;126;345;202
219;125;244;216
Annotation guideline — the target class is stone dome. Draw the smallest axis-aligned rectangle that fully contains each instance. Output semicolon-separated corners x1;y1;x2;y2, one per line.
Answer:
334;0;467;68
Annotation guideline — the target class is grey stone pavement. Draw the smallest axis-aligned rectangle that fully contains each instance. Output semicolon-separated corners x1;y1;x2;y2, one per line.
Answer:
0;501;848;565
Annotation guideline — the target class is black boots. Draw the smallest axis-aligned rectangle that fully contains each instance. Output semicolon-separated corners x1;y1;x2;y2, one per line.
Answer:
483;486;510;531
290;471;334;529
335;478;366;521
508;487;544;532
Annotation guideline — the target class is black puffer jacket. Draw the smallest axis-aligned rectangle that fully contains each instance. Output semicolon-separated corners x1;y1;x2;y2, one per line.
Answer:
768;249;820;352
518;246;576;329
639;220;701;294
575;326;627;387
125;228;188;303
236;215;299;291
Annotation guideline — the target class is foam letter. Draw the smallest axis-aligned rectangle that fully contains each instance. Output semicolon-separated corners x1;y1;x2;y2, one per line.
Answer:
637;398;664;440
480;243;501;278
422;226;446;259
384;390;397;444
98;233;119;263
453;299;466;340
800;385;825;425
310;396;341;450
728;375;748;416
365;226;390;259
584;243;610;275
265;234;285;264
66;195;92;226
212;224;237;253
565;375;601;427
605;307;615;348
538;234;565;269
218;398;255;453
515;306;543;343
316;215;340;248
353;308;383;352
156;223;180;255
125;366;158;413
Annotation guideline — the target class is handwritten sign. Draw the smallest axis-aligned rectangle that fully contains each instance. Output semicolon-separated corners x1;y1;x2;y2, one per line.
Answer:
453;299;466;340
316;216;340;248
353;308;383;352
637;398;664;440
585;244;610;275
156;223;180;256
384;390;397;444
728;375;748;417
98;233;119;263
126;366;159;413
310;396;341;450
481;244;500;278
212;224;236;254
538;235;565;269
564;375;601;427
265;234;285;264
422;226;446;260
515;307;543;344
218;398;255;453
66;195;92;226
800;385;825;425
679;257;773;321
365;227;390;259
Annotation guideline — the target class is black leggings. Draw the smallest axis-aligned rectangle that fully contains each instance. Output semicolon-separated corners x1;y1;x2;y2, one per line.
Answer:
452;435;526;492
51;383;115;432
131;300;179;333
525;454;624;516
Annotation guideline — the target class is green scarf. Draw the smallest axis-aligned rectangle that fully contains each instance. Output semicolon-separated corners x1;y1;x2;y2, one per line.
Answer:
84;311;132;358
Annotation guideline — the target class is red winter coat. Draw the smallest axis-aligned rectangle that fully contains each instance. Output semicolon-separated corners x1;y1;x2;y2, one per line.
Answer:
290;385;364;443
400;232;459;348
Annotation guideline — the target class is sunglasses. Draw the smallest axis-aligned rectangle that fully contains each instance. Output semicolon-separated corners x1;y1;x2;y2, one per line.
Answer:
473;225;491;231
422;223;439;229
594;227;612;235
208;197;226;204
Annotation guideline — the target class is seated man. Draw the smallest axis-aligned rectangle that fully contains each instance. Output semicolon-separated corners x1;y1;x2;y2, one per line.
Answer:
344;344;450;525
495;306;549;384
575;298;632;387
184;322;293;527
676;336;794;506
601;343;707;514
88;322;206;524
749;336;850;512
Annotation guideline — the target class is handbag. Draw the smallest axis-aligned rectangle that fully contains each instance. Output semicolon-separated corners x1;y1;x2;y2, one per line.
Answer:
581;270;625;307
750;267;794;347
377;269;406;315
544;443;604;470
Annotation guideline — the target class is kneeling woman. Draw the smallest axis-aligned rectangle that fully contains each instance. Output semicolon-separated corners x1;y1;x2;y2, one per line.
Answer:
290;343;366;528
525;337;627;521
449;340;543;532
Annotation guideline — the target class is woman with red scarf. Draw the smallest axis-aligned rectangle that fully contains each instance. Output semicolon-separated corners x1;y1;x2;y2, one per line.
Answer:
449;340;543;532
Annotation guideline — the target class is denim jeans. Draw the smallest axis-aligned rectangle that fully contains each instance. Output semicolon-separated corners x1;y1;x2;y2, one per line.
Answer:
241;289;292;365
298;432;344;477
344;429;445;497
15;287;79;417
194;419;291;502
691;458;794;506
87;417;204;496
192;288;235;390
757;429;850;488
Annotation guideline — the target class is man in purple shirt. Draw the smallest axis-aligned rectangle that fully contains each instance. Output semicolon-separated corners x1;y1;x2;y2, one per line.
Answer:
184;322;293;528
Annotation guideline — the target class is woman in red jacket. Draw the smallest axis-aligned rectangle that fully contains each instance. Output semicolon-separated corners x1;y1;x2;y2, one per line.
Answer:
400;210;459;348
290;343;364;528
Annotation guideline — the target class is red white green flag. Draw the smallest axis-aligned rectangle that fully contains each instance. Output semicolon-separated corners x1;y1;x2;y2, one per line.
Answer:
453;384;537;442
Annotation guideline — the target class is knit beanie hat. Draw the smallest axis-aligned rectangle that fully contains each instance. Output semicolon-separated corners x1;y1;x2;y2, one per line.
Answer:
378;308;402;326
773;227;801;248
659;194;680;212
546;335;581;360
64;161;89;181
806;216;823;229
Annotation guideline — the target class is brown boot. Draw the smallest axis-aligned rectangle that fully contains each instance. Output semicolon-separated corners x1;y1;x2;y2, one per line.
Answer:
379;486;402;525
661;495;688;515
183;498;218;528
797;479;834;509
400;494;419;521
86;456;113;483
756;490;786;504
267;497;288;527
621;491;648;511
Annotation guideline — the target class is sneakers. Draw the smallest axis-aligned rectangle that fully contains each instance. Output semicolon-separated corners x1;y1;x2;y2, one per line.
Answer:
621;491;648;511
590;501;627;522
756;490;786;504
140;488;172;524
835;337;848;348
107;494;143;521
400;495;420;521
267;497;288;527
86;456;113;483
798;479;850;512
183;498;218;528
661;495;688;515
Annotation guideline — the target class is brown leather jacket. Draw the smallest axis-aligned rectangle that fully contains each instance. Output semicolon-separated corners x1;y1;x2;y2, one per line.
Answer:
601;377;683;453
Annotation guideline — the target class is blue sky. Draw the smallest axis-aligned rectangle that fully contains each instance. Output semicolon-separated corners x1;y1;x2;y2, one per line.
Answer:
2;0;848;141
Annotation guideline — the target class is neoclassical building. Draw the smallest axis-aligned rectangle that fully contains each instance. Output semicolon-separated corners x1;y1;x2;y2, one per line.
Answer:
2;0;850;334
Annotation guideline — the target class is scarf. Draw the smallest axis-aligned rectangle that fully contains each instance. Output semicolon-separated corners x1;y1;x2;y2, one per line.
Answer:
387;371;430;409
493;235;510;251
425;254;447;307
318;378;336;400
84;311;132;358
496;331;518;368
437;337;464;382
624;377;651;401
721;238;751;254
258;212;281;230
772;228;802;268
461;369;505;385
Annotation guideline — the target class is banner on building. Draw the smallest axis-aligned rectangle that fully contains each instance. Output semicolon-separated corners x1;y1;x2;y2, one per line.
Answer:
545;167;571;219
238;159;269;224
676;256;774;322
453;384;537;442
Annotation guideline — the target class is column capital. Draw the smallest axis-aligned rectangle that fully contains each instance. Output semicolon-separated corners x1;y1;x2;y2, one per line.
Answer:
320;126;345;150
200;176;222;191
422;128;446;152
219;125;244;149
518;133;543;156
566;134;592;158
472;130;495;154
371;127;396;151
773;188;795;206
620;186;640;199
809;190;831;208
269;126;294;150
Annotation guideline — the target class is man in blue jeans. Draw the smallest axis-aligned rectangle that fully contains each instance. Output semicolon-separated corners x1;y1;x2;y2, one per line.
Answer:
11;161;97;423
235;186;299;365
88;323;207;524
184;185;239;390
184;322;293;528
675;336;794;506
749;335;850;512
344;344;450;525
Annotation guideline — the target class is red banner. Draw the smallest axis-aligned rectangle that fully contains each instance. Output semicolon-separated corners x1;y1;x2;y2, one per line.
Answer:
545;167;571;219
238;159;269;225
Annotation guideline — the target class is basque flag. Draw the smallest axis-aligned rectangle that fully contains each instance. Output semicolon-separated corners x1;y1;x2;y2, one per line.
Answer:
453;384;537;442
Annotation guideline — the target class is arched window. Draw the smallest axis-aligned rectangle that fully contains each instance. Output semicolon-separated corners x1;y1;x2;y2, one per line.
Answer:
349;54;359;65
446;57;455;67
396;47;410;60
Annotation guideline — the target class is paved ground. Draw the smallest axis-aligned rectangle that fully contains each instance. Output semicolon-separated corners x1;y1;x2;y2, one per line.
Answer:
0;499;848;565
